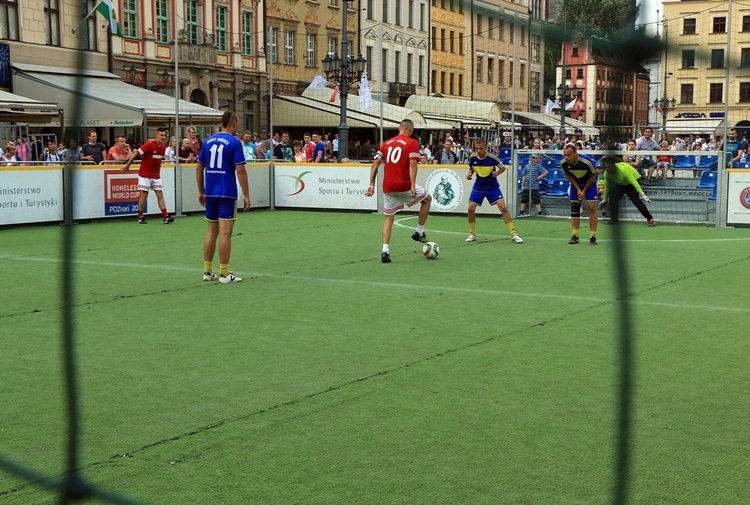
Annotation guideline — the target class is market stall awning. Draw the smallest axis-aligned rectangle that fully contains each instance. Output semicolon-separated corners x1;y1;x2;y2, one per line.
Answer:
273;95;403;129
12;63;223;127
301;88;453;130
509;110;600;137
404;95;504;124
0;89;62;123
665;118;725;135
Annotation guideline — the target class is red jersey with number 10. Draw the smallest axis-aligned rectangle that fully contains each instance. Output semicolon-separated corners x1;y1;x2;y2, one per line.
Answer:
137;140;167;179
376;134;421;193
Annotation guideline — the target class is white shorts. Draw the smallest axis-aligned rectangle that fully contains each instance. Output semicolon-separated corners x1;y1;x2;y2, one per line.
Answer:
138;176;163;192
383;185;429;216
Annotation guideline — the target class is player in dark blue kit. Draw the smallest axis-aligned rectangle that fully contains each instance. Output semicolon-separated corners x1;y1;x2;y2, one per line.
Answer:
560;143;598;245
196;111;250;283
465;138;523;243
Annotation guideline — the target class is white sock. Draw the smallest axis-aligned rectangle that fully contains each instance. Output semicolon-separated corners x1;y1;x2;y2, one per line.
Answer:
382;244;389;253
416;225;425;234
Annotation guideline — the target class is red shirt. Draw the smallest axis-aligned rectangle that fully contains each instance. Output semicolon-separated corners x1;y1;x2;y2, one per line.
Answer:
305;142;314;162
137;140;167;179
377;134;421;193
107;145;129;161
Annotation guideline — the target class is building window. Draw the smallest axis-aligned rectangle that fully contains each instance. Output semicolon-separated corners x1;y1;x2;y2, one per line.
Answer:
740;82;750;103
395;0;402;25
713;17;726;33
242;11;255;56
499;19;504;41
155;0;170;44
476;14;482;36
449;72;455;95
328;37;337;56
269;28;278;63
741;48;750;68
531;34;541;62
407;53;413;84
521;25;526;46
216;7;228;52
476;55;483;82
84;0;97;50
684;18;696;34
431;69;437;93
458;73;463;95
499;60;504;86
440;71;446;94
382;48;388;81
306;34;315;67
394;50;401;82
711;49;724;69
509;61;514;86
680;83;694;104
565;68;571;79
366;45;373;79
123;0;139;38
432;26;437;50
449;30;454;53
459;33;464;55
440;28;446;51
44;0;60;46
530;71;540;103
0;0;18;40
520;63;526;87
420;3;426;31
682;50;695;69
709;83;723;103
382;0;388;23
186;0;200;44
576;68;583;79
367;0;374;20
408;0;414;28
284;30;295;64
449;0;454;11
743;16;750;32
487;58;493;84
419;55;424;86
571;46;579;57
458;0;463;13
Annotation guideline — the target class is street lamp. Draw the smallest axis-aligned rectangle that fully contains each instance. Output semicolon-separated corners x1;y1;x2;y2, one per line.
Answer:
549;83;578;140
653;96;677;134
321;2;367;161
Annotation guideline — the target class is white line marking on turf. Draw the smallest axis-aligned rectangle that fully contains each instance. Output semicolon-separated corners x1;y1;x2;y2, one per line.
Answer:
2;255;749;314
393;216;750;242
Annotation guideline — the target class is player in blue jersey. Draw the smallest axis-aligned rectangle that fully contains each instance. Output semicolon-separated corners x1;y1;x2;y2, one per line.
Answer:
196;111;250;284
560;143;599;245
465;137;523;243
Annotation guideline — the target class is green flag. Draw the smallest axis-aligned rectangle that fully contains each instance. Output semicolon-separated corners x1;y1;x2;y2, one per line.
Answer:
94;0;123;38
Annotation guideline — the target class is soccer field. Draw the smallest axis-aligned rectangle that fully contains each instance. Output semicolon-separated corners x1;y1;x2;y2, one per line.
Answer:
1;210;748;504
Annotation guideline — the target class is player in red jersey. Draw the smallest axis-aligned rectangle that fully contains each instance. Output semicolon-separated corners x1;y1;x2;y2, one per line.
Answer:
121;128;174;224
365;119;432;263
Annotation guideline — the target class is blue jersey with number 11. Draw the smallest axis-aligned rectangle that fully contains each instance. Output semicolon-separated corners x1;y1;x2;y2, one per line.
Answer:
198;132;246;200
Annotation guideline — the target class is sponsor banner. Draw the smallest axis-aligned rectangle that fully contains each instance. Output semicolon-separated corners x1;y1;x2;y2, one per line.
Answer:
274;165;376;210
425;168;464;212
0;168;64;224
727;169;750;224
104;170;143;216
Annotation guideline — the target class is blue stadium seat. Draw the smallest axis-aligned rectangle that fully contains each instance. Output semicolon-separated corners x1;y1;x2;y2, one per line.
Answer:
735;162;750;168
538;178;549;195
500;147;511;159
708;185;717;201
696;170;718;189
547;179;570;196
672;155;696;168
695;155;719;170
517;176;523;194
546;168;564;182
517;154;530;166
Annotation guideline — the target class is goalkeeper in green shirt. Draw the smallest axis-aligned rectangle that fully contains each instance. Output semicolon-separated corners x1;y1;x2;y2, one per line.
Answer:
599;155;655;227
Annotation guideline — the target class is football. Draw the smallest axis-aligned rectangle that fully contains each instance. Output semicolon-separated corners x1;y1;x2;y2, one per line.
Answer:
422;241;439;259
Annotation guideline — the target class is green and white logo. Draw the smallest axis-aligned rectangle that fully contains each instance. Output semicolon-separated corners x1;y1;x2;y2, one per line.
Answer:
425;168;463;212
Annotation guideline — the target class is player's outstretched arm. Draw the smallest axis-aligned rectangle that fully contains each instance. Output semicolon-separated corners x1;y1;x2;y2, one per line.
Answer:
366;158;381;197
236;164;251;210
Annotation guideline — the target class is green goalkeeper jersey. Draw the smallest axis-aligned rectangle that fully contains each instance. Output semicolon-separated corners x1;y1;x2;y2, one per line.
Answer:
603;162;644;199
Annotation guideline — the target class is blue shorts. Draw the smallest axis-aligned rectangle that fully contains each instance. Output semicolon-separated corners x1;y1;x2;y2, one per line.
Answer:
204;197;237;221
569;183;598;201
469;187;503;206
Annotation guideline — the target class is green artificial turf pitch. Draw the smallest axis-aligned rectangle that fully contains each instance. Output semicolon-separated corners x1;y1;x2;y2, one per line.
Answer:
1;210;749;504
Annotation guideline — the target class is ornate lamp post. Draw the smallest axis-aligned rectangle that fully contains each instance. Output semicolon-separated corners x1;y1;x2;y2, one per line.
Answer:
549;83;578;140
653;96;677;134
321;3;367;161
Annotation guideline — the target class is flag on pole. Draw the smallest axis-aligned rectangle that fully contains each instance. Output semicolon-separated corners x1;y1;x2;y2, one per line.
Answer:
95;0;123;37
329;85;340;103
